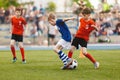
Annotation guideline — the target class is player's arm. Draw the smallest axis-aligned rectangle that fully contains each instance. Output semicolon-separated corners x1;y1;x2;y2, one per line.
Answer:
91;24;100;31
9;16;13;34
24;24;28;32
22;18;28;36
9;23;12;33
91;19;100;31
54;25;59;34
63;17;75;22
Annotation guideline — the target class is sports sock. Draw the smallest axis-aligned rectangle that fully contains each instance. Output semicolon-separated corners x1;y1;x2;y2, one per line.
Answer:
10;46;16;58
58;50;69;65
84;53;96;63
20;47;25;61
68;51;73;58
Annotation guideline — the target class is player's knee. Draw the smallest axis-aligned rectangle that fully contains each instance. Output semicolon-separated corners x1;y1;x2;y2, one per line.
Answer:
70;46;76;52
10;43;14;47
82;50;87;55
53;47;58;53
82;52;87;55
81;49;87;55
18;44;23;48
69;49;73;54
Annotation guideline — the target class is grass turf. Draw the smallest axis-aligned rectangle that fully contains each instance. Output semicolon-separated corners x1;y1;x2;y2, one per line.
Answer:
0;50;120;80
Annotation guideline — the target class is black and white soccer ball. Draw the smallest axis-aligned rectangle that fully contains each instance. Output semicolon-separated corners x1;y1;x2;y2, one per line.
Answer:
68;59;78;69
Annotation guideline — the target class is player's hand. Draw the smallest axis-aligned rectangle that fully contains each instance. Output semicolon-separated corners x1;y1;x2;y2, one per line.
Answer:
63;17;76;22
23;33;28;37
71;17;76;20
9;30;12;34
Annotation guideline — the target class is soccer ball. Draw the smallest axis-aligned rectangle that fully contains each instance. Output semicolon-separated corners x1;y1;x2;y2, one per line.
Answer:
68;59;78;69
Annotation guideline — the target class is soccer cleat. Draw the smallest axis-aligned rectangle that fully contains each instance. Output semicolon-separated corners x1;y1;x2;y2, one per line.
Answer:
12;57;17;63
22;59;26;64
94;62;99;69
61;58;73;70
61;65;67;70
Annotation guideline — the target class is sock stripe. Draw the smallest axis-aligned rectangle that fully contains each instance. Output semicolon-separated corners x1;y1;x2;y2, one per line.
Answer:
61;55;67;60
63;60;66;63
60;53;64;57
58;50;69;65
66;57;69;60
64;62;67;65
60;53;64;58
64;57;69;61
58;51;62;55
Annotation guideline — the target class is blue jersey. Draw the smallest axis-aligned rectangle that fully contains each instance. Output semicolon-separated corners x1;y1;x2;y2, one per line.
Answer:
56;19;71;42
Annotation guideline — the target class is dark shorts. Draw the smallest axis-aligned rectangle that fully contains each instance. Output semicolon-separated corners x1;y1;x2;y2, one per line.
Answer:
48;34;55;39
11;34;23;42
71;37;87;49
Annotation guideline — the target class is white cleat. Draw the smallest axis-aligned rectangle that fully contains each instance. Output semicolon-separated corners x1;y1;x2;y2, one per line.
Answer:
22;60;26;64
94;62;99;69
61;58;73;70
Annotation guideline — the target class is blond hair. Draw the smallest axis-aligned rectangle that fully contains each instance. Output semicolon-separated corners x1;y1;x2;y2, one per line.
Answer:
48;12;56;21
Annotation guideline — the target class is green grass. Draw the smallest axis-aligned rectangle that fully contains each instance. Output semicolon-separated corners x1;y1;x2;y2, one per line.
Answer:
0;50;120;80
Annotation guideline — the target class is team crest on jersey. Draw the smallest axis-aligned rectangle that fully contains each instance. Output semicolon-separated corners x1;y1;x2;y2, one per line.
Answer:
85;25;89;29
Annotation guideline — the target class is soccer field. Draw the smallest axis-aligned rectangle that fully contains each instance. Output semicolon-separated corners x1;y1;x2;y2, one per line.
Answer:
0;50;120;80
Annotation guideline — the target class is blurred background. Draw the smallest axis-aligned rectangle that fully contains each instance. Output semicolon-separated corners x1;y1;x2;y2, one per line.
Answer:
0;0;120;46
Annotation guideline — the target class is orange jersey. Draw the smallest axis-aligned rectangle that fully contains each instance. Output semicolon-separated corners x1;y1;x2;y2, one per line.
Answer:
75;18;95;41
11;16;27;35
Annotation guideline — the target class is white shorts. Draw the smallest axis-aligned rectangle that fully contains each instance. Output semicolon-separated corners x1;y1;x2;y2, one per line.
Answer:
55;39;71;49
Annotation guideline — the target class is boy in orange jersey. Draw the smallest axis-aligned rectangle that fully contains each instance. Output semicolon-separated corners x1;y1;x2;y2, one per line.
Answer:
10;8;27;64
68;8;100;69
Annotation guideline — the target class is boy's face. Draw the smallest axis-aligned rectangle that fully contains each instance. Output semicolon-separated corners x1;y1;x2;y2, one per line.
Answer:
83;14;90;20
15;11;21;16
48;19;56;26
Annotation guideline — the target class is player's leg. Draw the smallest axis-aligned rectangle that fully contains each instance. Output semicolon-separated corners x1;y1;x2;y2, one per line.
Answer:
81;47;99;69
10;39;17;62
18;42;26;64
38;30;43;45
53;39;73;69
48;34;55;45
51;37;55;45
53;45;70;66
81;47;96;63
78;38;96;63
17;35;26;64
68;46;76;58
68;37;79;58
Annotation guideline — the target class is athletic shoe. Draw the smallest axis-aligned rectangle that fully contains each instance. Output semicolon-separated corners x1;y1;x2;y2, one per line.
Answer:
61;58;73;70
22;59;26;64
12;57;17;63
61;65;67;70
94;62;99;69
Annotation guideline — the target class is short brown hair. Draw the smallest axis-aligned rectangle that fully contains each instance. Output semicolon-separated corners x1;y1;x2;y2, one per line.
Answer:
16;8;22;11
15;8;23;15
48;12;56;21
82;8;91;15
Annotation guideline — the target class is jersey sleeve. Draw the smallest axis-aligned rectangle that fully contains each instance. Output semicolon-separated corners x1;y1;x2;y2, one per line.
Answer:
10;17;14;25
90;19;99;30
22;18;27;25
90;19;95;25
54;25;58;30
56;19;64;24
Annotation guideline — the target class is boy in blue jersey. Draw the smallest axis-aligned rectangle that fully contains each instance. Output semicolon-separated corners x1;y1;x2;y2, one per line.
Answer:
48;12;75;69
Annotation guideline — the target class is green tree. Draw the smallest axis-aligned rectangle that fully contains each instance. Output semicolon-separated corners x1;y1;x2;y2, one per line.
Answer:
46;1;56;12
72;0;93;15
0;0;19;8
72;0;92;8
